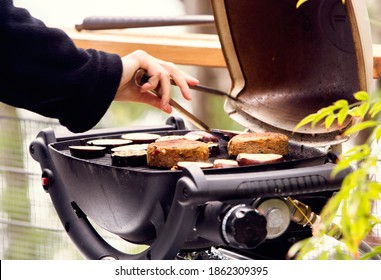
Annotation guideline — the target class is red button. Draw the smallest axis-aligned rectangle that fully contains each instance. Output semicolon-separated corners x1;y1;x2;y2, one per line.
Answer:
41;177;49;187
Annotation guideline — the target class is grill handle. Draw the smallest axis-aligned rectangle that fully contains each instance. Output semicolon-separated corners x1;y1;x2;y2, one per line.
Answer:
75;15;214;31
179;163;351;202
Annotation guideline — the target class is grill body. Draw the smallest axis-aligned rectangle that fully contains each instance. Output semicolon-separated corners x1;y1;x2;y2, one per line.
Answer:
30;119;349;259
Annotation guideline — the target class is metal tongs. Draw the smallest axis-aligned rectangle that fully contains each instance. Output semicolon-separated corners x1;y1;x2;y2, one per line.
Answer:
134;69;227;131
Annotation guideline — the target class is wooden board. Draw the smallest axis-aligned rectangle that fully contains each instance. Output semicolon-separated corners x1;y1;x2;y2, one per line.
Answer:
65;29;381;79
373;44;381;79
65;29;226;68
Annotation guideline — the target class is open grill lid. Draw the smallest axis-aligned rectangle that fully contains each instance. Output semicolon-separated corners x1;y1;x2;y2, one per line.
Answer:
211;0;373;146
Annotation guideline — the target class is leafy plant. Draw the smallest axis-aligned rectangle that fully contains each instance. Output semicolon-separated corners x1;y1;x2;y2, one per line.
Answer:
296;0;345;8
290;91;381;259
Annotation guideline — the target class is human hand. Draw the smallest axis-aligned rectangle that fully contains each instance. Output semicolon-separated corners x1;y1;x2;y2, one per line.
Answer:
114;50;199;113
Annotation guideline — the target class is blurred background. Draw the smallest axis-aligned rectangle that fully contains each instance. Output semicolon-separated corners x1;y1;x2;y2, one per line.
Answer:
0;0;380;259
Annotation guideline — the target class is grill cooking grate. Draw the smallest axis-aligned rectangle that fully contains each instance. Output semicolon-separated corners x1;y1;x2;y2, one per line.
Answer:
54;130;329;173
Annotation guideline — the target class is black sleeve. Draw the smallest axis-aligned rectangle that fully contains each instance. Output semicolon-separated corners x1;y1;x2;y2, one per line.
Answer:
0;0;123;132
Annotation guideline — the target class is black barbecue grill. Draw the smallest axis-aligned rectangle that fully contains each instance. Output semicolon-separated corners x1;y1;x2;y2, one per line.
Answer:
30;0;373;260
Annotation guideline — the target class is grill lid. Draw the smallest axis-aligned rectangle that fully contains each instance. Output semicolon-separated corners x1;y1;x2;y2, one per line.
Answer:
211;0;372;146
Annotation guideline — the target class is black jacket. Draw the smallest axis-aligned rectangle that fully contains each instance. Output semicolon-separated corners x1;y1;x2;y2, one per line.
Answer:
0;0;122;132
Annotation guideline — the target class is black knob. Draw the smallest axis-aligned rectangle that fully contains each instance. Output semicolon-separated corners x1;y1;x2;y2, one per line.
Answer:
222;204;267;249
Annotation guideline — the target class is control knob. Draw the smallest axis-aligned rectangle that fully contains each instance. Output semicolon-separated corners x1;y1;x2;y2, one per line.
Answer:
221;204;267;249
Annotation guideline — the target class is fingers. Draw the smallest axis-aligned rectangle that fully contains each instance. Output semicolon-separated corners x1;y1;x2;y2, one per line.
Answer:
154;60;199;101
140;73;172;113
140;63;198;113
136;89;173;114
169;69;192;101
117;50;199;114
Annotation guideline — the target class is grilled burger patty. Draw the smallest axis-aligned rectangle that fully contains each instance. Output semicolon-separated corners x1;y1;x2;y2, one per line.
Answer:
147;139;209;168
228;132;288;156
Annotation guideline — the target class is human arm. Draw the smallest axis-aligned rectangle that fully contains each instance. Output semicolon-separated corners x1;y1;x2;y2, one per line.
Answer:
0;0;198;132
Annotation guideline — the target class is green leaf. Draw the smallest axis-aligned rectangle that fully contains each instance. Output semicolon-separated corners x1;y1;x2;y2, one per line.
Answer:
369;102;381;118
318;250;330;260
368;181;381;194
293;113;317;132
296;0;309;8
311;107;335;127
320;191;346;223
359;102;371;118
334;99;349;108
343;120;379;136
353;91;369;101
325;115;335;129
340;145;371;162
331;145;371;177
374;126;381;142
332;157;361;178
360;245;381;260
294;100;351;131
349;103;370;119
337;106;349;126
331;161;351;177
